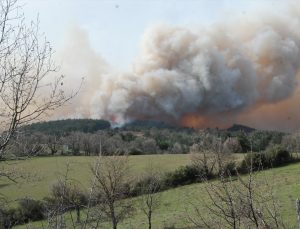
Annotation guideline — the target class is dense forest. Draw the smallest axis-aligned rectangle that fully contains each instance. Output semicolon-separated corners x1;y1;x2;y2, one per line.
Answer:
23;119;111;135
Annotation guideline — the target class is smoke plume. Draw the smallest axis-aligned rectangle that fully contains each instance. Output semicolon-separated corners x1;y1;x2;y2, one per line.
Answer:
58;5;300;131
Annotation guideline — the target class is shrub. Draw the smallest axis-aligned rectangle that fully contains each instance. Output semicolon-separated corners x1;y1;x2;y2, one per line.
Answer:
130;174;163;196
18;198;45;222
222;161;237;176
0;199;46;228
1;208;24;228
264;145;291;167
156;139;170;150
128;148;143;155
223;137;242;154
239;145;291;172
239;152;266;172
164;165;204;187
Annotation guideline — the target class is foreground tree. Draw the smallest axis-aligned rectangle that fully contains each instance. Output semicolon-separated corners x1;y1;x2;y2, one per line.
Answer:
0;0;78;158
91;154;133;229
45;163;87;228
138;166;162;229
187;163;286;229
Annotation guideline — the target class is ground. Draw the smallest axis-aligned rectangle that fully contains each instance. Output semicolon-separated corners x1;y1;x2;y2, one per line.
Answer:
0;154;190;204
6;156;300;229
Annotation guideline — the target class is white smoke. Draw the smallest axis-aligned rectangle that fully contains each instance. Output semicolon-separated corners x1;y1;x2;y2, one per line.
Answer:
59;5;300;128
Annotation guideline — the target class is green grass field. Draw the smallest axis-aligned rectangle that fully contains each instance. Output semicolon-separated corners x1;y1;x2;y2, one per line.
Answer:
14;161;300;229
0;154;191;203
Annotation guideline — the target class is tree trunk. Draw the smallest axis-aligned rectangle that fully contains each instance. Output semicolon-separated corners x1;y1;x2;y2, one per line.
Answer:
296;199;300;229
76;206;80;223
112;218;117;229
110;205;117;229
148;211;152;229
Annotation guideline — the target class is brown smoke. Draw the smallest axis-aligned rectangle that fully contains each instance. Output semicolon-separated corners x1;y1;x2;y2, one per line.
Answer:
57;5;300;131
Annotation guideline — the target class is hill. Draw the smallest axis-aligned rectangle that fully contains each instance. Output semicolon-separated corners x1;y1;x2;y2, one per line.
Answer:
122;120;176;130
23;119;260;135
227;123;256;133
23;119;111;135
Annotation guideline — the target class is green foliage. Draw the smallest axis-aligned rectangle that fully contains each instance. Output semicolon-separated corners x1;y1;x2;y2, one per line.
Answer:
131;175;163;196
18;198;45;222
121;133;136;142
240;152;265;171
128;148;143;155
249;131;284;152
156;139;170;150
0;199;46;228
164;165;204;187
236;132;251;153
227;124;255;133
240;145;291;171
223;161;237;176
264;144;291;167
123;120;174;130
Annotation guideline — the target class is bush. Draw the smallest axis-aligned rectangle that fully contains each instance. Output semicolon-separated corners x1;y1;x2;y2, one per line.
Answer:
156;139;170;150
130;175;163;196
222;161;237;176
18;198;45;222
128;148;143;155
239;152;265;172
1;208;24;228
0;199;46;228
264;145;291;167
164;165;204;187
239;145;291;172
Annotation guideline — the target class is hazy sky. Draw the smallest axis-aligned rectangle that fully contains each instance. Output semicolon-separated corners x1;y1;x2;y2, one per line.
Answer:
22;0;289;69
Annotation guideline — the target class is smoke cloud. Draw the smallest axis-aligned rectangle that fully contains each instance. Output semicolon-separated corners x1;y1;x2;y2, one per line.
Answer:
58;5;300;131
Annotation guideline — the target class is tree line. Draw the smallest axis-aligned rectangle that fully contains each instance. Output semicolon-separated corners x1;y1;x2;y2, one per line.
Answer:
3;125;295;159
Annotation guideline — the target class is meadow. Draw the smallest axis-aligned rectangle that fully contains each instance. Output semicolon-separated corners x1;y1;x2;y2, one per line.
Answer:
0;154;191;204
13;161;300;229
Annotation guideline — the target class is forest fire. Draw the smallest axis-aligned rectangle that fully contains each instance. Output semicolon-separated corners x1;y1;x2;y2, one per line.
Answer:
58;2;300;131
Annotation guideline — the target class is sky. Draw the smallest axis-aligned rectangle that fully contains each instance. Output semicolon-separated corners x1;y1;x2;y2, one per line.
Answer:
21;0;288;70
17;0;300;132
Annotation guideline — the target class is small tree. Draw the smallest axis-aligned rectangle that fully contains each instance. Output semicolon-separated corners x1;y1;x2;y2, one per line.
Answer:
138;166;162;229
45;134;61;156
91;153;133;229
46;163;87;227
190;134;225;178
223;137;242;154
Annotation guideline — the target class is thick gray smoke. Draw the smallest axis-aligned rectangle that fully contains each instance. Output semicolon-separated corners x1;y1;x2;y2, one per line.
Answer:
59;6;300;129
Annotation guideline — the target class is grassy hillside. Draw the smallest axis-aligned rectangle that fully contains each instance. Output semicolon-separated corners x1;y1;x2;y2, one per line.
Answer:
0;154;190;203
14;161;300;229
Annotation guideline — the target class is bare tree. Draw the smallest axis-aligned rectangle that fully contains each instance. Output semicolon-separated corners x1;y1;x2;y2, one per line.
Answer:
7;131;47;158
138;165;162;229
187;163;286;229
282;132;300;159
65;132;81;155
190;134;226;178
223;137;242;154
0;0;80;158
45;134;61;156
91;154;133;229
45;163;87;229
80;133;92;156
